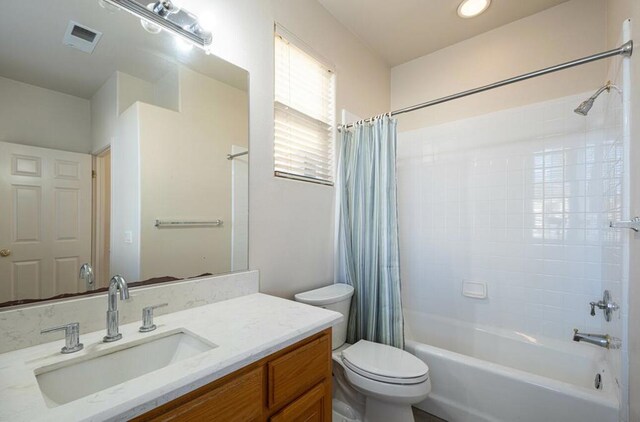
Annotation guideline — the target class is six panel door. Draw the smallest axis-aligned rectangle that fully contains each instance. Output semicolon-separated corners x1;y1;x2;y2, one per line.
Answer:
0;141;91;302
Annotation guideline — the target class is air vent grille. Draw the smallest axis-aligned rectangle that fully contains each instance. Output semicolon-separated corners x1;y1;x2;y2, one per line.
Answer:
63;21;102;54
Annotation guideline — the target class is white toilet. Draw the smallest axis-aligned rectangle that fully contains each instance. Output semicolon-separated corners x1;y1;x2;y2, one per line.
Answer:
295;284;431;422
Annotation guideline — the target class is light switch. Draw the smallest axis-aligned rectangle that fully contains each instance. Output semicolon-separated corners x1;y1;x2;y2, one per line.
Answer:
124;231;133;244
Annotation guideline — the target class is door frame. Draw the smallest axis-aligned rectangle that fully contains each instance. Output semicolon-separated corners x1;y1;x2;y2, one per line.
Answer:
92;146;111;288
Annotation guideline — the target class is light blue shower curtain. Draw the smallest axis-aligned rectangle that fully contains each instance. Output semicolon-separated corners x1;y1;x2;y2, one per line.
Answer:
335;115;404;349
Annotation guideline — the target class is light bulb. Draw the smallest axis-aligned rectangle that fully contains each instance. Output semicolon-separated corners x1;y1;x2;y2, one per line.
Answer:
457;0;491;18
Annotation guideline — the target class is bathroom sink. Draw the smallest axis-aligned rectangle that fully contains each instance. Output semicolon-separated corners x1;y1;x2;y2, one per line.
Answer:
35;330;216;407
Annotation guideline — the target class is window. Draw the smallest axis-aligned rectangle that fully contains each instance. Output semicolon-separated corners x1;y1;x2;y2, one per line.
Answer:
274;25;336;185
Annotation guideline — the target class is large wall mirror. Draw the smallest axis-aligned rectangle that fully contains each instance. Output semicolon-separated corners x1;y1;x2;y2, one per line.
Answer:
0;1;249;308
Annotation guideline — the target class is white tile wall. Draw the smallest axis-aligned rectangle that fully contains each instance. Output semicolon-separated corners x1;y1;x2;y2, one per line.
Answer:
397;91;623;342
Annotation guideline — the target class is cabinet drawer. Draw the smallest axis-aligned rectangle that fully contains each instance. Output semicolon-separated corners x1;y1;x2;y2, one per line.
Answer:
146;367;263;422
268;333;331;409
269;382;327;422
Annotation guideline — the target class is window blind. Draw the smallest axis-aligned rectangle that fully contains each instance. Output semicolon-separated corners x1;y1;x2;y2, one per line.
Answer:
274;27;336;185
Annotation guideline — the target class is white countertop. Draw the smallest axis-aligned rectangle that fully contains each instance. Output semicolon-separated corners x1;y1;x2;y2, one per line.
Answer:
0;293;342;422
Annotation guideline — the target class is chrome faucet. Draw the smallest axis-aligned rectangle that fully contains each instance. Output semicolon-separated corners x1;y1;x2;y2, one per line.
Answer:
79;263;95;291
104;275;130;342
573;329;621;349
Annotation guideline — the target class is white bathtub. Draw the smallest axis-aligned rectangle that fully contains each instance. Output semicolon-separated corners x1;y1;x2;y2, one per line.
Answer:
404;310;618;422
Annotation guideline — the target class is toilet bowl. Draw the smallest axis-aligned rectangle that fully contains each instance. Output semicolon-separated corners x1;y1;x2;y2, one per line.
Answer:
295;284;431;422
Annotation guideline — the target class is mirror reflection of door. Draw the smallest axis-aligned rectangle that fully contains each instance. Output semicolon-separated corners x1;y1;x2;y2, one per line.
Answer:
0;0;249;307
0;142;92;303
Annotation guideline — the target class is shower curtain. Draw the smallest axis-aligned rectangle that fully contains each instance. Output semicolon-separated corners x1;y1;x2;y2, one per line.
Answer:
335;115;404;349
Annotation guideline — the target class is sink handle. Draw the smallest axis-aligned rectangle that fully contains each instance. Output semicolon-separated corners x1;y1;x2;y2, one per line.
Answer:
139;303;168;333
41;322;84;354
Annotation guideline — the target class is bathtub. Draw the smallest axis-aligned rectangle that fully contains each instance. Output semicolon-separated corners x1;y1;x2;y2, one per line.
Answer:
404;310;618;422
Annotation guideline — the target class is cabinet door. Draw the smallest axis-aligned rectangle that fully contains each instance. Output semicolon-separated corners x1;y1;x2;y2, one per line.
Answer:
269;382;327;422
144;367;263;422
268;334;330;409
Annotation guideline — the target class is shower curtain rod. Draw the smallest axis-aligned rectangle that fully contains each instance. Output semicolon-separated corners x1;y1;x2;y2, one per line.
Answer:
339;40;633;130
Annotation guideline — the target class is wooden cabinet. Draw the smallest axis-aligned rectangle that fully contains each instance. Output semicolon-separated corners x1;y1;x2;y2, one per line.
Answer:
133;328;332;422
269;382;328;422
268;334;331;409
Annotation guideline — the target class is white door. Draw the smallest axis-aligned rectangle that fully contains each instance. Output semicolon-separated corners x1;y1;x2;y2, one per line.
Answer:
0;141;91;303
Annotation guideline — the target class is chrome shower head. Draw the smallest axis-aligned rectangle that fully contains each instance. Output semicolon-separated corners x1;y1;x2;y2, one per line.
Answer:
574;81;615;116
574;98;595;116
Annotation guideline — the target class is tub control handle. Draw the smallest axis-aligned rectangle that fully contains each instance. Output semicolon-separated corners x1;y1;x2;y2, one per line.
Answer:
589;290;619;321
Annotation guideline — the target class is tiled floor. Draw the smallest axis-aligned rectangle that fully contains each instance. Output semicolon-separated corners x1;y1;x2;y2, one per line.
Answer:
413;407;448;422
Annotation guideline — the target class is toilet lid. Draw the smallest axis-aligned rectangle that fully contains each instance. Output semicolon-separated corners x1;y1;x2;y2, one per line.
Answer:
294;283;354;306
341;340;429;385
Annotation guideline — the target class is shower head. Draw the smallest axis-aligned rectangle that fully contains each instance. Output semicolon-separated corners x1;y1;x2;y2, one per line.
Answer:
574;98;595;116
574;81;616;116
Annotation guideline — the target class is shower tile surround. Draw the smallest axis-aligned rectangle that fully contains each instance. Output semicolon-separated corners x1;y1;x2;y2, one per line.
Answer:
397;91;624;342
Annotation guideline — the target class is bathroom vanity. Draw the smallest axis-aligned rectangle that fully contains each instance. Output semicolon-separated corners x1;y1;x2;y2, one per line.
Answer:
0;293;341;421
134;328;332;421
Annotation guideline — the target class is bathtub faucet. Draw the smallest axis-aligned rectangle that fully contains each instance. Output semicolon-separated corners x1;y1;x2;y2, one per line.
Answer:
572;329;620;349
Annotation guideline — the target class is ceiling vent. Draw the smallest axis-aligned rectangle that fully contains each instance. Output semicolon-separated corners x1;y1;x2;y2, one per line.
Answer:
63;21;102;54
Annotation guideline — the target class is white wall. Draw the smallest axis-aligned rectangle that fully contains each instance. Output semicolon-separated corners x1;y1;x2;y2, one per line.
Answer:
391;0;607;131
0;76;91;153
110;104;141;281
90;73;118;154
231;145;249;271
182;0;390;298
606;2;640;420
600;32;629;415
117;72;155;115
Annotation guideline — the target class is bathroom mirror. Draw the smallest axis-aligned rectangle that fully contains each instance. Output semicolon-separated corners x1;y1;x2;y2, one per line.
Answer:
0;0;249;308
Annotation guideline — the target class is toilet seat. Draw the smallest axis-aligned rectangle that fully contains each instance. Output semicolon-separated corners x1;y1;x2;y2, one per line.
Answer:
341;340;429;385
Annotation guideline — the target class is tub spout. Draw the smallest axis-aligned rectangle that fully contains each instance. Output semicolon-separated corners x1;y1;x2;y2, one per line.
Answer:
572;329;620;349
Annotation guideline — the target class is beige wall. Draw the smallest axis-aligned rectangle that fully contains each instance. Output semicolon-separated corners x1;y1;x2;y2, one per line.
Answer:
138;66;248;279
606;0;640;420
185;0;390;298
91;70;179;154
0;76;91;153
390;0;607;131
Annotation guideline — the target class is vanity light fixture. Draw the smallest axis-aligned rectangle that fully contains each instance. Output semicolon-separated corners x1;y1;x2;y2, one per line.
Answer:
457;0;491;18
103;0;212;49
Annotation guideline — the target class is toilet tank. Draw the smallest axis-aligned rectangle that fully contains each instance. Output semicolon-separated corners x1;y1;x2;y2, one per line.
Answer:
294;283;354;350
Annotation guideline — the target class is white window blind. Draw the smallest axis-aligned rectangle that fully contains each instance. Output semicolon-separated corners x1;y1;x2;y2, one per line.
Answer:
274;26;336;185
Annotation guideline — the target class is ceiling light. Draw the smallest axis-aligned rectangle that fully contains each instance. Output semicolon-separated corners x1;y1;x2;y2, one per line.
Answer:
104;0;212;49
457;0;491;18
141;3;163;34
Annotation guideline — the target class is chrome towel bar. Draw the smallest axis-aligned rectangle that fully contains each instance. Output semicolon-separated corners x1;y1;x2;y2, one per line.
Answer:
227;151;248;160
154;219;223;228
